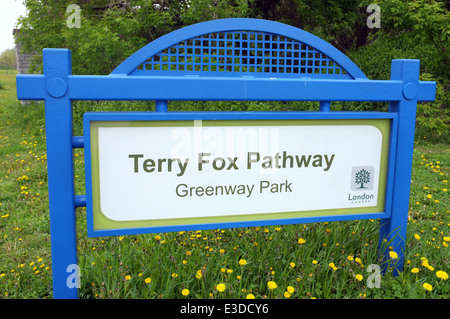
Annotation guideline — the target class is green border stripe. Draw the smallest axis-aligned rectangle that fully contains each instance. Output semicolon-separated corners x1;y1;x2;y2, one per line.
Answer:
90;119;390;231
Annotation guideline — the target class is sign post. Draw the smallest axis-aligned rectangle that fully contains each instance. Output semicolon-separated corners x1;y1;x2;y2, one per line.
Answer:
16;18;436;298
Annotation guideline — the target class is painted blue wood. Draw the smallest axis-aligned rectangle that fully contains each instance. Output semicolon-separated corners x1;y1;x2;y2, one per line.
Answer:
379;60;422;275
41;49;78;299
15;18;437;299
111;18;368;80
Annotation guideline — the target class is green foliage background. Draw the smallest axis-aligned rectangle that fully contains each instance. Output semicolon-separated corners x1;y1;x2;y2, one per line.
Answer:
15;0;449;142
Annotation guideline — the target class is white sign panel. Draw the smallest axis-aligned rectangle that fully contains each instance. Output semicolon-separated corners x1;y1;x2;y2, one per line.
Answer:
92;120;387;224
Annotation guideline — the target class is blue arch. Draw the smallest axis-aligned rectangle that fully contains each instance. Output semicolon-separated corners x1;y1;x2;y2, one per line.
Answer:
111;18;367;80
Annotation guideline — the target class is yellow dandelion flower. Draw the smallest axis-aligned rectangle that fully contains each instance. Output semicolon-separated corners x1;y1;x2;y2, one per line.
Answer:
182;289;190;296
389;251;398;259
411;268;419;274
347;255;353;261
436;271;448;280
125;275;131;281
216;283;226;292
289;262;295;268
414;234;421;240
267;281;277;290
422;283;433;291
426;194;432;199
312;260;318;265
329;262;335;268
298;238;306;244
287;286;295;294
246;294;255;299
355;274;363;281
284;291;291;298
355;258;362;265
239;259;247;266
145;277;151;284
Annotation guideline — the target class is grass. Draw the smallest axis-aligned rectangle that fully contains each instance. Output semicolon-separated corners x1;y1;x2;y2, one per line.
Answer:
0;69;449;299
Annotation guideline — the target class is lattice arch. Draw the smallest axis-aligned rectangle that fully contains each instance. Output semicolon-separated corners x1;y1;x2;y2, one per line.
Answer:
111;18;367;80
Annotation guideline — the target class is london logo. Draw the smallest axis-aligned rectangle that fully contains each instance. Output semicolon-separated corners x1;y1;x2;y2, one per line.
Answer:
348;166;375;204
351;166;374;191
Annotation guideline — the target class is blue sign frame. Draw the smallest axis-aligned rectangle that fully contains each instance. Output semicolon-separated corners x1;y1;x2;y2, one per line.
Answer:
84;111;398;238
16;18;436;299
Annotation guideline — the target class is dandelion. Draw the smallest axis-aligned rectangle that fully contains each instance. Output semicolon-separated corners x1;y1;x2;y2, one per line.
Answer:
239;259;247;266
426;194;432;199
289;262;295;268
246;294;255;299
125;275;131;281
217;283;226;292
436;271;448;280
329;262;335;268
312;260;318;265
411;268;419;274
443;237;450;242
284;291;291;298
389;251;398;259
355;274;363;281
145;277;151;284
298;238;306;244
287;286;295;294
355;258;362;265
347;255;353;261
182;289;190;296
267;281;277;290
414;234;421;240
422;283;433;292
171;273;178;278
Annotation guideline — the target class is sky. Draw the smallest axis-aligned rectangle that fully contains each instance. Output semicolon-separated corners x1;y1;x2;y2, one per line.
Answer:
0;0;27;54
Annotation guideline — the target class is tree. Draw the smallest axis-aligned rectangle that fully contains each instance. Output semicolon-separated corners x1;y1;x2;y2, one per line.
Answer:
0;49;17;72
355;169;371;189
16;0;249;75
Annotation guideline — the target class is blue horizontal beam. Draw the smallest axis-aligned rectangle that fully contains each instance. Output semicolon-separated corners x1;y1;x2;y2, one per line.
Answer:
74;195;86;207
67;76;412;101
72;136;84;148
16;74;435;102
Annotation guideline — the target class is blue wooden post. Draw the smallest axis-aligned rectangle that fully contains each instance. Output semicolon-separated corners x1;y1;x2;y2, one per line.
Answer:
43;49;79;298
379;59;420;275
